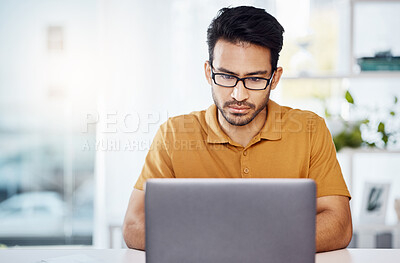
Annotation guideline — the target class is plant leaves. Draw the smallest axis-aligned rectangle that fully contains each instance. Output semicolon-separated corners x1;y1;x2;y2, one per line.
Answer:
390;111;395;116
345;91;354;104
324;108;331;118
395;96;398;104
378;122;385;133
382;134;389;145
362;119;370;124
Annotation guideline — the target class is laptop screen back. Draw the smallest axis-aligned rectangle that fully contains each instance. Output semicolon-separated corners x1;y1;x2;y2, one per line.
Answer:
145;178;316;263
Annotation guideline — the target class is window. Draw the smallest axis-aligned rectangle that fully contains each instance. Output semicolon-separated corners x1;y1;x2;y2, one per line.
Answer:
0;0;97;246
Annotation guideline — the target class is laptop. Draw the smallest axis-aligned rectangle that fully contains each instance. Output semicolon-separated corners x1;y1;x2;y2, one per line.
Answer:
145;178;316;263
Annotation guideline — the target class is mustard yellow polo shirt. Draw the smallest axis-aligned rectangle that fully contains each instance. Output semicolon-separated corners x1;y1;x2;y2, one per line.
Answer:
134;100;350;198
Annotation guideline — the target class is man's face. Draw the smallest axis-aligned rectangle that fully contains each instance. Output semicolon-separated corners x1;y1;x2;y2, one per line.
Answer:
205;39;280;127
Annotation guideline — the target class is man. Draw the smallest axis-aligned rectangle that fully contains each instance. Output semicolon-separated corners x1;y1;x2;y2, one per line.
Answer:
123;6;352;252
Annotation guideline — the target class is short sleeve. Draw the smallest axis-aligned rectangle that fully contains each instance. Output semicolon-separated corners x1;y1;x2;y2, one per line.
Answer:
309;117;351;199
134;123;175;190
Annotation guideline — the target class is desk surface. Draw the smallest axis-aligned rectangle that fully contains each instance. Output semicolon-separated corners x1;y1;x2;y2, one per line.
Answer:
0;248;400;262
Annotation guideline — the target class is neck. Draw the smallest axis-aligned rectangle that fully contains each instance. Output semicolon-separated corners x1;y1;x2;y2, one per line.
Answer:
218;107;267;147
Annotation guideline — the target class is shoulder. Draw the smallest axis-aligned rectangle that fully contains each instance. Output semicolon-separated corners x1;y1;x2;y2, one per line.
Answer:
279;104;323;122
158;108;208;136
269;101;326;136
278;103;325;128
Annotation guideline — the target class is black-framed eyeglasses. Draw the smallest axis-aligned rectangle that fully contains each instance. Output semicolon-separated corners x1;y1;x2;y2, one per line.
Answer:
211;66;275;90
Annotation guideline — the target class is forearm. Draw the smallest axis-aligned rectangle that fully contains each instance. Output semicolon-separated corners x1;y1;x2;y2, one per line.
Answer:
123;189;146;250
316;209;352;252
123;218;145;250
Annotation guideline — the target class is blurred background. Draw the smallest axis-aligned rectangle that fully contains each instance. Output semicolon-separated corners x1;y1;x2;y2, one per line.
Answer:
0;0;400;249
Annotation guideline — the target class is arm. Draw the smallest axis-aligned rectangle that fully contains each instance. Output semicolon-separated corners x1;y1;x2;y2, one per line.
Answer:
123;189;146;250
123;122;175;250
316;195;353;252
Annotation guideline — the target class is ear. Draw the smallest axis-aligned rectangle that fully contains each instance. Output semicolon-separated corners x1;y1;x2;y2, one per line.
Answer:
204;61;212;85
270;66;283;91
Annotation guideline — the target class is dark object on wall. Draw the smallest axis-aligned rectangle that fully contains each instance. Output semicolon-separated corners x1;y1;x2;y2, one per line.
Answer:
357;50;400;71
376;233;392;249
367;187;383;211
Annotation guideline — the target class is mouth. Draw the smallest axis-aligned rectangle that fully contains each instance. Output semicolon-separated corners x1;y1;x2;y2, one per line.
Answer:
228;105;251;114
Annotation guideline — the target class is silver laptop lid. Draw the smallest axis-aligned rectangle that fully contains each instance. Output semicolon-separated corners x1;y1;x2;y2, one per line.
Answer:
145;178;316;263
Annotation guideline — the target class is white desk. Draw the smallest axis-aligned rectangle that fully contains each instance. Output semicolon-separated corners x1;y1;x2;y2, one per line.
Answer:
315;249;400;263
0;249;144;263
0;248;400;262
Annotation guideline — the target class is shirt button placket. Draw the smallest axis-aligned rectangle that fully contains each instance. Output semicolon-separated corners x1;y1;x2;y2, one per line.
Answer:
241;149;249;177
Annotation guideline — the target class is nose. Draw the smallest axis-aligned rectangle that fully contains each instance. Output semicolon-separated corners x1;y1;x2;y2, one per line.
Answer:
231;79;249;102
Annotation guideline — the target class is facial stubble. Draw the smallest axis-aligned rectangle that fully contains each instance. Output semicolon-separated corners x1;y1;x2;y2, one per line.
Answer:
212;87;270;127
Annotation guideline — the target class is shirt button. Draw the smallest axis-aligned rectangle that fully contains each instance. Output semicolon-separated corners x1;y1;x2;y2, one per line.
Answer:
243;150;247;156
243;167;249;174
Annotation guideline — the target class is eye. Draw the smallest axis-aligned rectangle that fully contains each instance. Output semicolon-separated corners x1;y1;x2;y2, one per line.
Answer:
248;77;261;82
221;74;235;80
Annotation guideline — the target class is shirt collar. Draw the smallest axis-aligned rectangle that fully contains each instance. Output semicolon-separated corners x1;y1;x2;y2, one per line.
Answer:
205;104;230;144
205;100;282;144
259;100;282;140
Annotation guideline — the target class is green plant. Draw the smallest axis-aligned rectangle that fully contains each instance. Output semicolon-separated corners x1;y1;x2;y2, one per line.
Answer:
324;91;399;151
361;95;399;148
332;120;363;152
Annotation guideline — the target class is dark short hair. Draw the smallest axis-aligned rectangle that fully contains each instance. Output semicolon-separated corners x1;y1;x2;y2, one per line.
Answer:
207;6;284;70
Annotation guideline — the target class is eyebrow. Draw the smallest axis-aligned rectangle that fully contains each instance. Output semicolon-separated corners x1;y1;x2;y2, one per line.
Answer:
216;66;269;76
